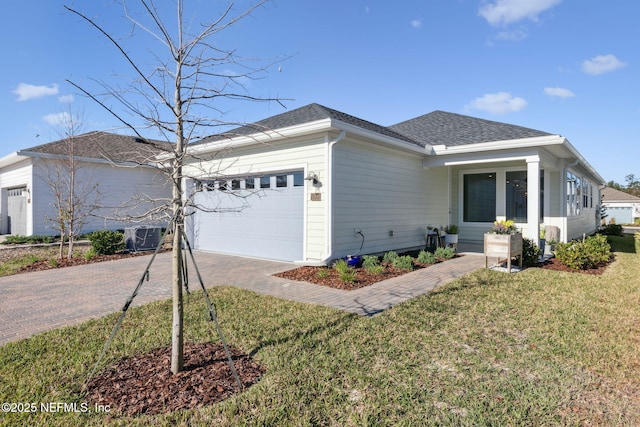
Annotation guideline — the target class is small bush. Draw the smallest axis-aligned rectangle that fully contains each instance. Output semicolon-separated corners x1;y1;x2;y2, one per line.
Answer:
392;255;414;271
434;247;455;259
365;264;385;275
88;230;125;255
599;224;623;236
555;234;611;270
382;251;399;264
84;248;98;261
333;259;351;274
522;238;542;267
316;268;329;279
416;250;436;265
362;255;380;269
339;269;357;283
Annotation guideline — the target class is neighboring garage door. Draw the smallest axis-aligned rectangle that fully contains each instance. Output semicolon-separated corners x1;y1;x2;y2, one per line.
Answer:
7;187;28;235
606;206;633;224
192;171;304;261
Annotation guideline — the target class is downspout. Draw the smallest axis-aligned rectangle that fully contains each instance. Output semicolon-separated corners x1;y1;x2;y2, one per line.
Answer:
321;130;346;265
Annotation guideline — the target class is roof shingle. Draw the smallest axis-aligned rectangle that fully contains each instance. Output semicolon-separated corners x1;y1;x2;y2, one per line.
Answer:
23;131;171;164
389;110;553;147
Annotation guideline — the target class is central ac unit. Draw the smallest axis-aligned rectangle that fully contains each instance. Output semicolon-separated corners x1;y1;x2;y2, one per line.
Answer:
125;226;162;252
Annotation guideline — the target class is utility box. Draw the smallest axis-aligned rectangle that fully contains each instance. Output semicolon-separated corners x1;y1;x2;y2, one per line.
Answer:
125;226;162;252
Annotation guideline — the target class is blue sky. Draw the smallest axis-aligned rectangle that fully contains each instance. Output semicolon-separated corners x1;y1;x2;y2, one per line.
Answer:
2;0;638;185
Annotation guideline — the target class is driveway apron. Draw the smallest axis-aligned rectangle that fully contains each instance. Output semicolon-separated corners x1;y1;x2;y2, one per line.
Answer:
0;251;484;345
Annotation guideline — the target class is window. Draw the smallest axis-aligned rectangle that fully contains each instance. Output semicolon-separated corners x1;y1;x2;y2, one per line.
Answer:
260;176;270;189
231;179;241;190
506;171;528;223
276;174;288;188
217;180;229;191
567;171;577;216
245;177;254;189
463;172;496;222
293;171;304;187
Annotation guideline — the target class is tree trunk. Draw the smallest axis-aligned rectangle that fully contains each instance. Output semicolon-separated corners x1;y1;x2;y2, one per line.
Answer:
171;216;184;374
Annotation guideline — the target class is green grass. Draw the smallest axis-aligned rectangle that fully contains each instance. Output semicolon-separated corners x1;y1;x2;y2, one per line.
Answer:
0;253;45;276
1;236;640;425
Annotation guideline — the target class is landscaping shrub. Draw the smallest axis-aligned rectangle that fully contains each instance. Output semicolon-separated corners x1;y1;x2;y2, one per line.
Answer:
599;223;623;236
382;251;399;264
434;247;455;259
333;260;357;282
416;250;436;265
365;264;385;275
333;259;352;273
87;230;125;255
361;255;385;274
555;234;611;270
362;255;380;269
522;238;542;267
316;268;329;279
392;255;414;271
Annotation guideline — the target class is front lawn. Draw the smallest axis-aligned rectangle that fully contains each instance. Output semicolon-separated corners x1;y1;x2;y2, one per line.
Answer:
1;236;639;425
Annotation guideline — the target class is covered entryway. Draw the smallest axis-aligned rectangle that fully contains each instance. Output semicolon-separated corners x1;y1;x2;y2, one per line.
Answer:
191;171;304;261
6;187;28;235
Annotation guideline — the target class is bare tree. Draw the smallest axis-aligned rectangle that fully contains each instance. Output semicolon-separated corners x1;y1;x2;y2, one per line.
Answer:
65;0;285;374
42;106;101;259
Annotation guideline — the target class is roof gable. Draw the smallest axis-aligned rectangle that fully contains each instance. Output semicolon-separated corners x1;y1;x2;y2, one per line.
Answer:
389;110;553;147
23;131;171;164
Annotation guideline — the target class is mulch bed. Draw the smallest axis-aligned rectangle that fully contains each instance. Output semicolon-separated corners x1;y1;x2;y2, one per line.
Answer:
85;342;265;416
16;250;164;274
274;256;461;291
538;256;610;275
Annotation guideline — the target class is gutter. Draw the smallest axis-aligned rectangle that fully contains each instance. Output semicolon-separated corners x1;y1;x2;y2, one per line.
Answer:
320;130;346;265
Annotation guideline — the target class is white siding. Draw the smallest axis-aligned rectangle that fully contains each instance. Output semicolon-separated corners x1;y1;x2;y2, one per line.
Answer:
183;135;327;261
31;159;171;235
331;139;448;258
0;159;34;235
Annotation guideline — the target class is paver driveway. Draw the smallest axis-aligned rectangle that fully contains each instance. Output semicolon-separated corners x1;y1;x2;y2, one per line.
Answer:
0;250;484;346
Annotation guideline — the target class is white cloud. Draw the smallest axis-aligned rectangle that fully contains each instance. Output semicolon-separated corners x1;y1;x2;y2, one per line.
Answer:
544;87;575;98
43;112;72;126
58;94;75;103
12;83;59;101
582;54;626;75
411;19;423;29
479;0;562;26
495;28;528;41
466;92;528;114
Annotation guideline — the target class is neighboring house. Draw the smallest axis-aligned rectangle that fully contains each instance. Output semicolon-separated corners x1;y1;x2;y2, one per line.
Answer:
181;103;605;263
0;131;172;236
601;187;640;224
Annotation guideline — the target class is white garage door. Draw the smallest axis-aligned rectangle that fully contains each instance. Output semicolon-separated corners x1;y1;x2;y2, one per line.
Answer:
7;187;28;235
192;171;304;261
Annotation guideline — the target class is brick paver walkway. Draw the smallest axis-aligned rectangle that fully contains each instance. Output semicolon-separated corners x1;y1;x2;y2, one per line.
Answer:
0;250;484;346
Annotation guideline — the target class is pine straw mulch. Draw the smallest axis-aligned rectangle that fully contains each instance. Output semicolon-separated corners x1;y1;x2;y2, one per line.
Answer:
85;342;265;417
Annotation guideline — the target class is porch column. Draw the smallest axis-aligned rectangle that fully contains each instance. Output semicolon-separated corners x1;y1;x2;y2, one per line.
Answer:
526;158;540;244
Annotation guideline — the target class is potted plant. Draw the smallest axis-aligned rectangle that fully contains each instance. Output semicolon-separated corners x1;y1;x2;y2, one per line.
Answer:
444;224;459;246
484;220;522;272
539;224;546;251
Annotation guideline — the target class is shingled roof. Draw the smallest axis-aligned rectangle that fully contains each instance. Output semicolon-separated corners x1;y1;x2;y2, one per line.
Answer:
388;110;553;147
22;131;172;164
195;103;417;145
602;187;640;202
